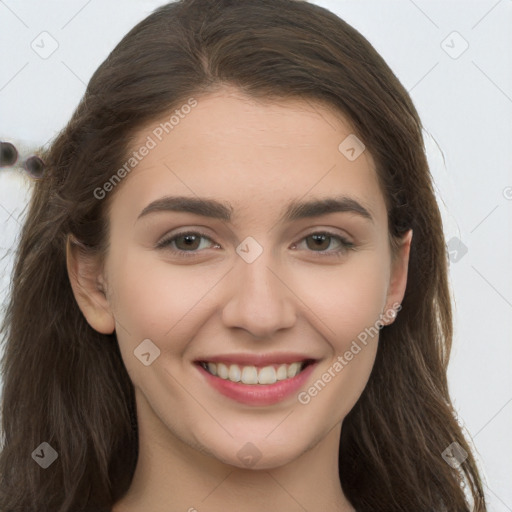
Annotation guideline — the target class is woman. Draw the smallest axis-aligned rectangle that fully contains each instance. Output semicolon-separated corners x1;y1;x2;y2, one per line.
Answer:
0;0;487;510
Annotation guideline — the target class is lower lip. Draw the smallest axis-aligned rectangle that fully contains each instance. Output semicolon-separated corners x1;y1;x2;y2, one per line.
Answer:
196;362;317;406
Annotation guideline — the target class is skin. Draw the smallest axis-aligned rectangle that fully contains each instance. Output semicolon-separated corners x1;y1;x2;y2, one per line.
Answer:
67;85;412;512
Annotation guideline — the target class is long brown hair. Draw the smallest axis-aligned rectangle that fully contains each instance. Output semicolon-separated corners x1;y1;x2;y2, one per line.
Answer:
0;1;487;510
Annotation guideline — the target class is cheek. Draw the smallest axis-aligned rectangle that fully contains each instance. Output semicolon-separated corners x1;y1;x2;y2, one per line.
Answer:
108;248;228;345
291;257;386;421
288;251;389;347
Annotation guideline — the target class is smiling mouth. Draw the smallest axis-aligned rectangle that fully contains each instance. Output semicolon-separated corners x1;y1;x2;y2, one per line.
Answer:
197;360;315;385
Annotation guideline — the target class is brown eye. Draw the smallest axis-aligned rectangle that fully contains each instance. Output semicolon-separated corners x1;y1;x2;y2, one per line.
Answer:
174;234;203;251
306;233;333;251
293;231;355;257
156;231;218;257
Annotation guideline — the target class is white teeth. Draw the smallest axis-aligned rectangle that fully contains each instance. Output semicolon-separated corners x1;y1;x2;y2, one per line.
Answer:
287;362;301;378
228;364;241;382
217;363;229;379
241;366;258;384
202;361;307;384
276;364;288;380
258;366;277;384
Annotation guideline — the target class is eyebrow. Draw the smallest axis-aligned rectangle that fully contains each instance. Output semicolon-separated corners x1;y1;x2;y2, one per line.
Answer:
136;195;374;224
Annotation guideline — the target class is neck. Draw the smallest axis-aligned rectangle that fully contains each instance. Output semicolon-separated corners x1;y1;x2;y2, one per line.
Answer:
113;400;354;512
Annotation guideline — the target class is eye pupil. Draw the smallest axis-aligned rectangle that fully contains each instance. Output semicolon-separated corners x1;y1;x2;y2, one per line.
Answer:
179;234;200;249
308;234;330;250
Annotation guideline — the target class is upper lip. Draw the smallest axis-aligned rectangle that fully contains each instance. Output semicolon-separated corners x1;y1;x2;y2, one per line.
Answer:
195;352;318;367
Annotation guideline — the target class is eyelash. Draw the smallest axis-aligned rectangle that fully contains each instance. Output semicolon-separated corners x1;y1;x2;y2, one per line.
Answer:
155;230;355;259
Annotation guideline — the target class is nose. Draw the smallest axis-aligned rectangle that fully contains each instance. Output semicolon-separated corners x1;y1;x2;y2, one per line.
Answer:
221;250;297;339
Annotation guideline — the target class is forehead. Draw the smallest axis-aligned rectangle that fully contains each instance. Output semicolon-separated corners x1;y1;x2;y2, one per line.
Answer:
110;88;386;227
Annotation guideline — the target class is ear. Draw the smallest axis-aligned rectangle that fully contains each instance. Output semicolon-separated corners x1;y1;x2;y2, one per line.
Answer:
383;229;413;325
66;234;115;334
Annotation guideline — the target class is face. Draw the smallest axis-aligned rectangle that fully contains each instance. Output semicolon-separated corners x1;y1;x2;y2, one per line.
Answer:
68;86;411;470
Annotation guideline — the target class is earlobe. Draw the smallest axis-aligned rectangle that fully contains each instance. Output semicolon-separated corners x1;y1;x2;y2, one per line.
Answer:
383;229;413;325
66;234;115;334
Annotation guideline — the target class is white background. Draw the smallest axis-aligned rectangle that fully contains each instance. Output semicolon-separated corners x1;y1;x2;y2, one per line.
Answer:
0;1;511;509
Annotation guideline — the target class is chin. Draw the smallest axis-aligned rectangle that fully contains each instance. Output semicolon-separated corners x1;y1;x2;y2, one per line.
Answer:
189;421;324;471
